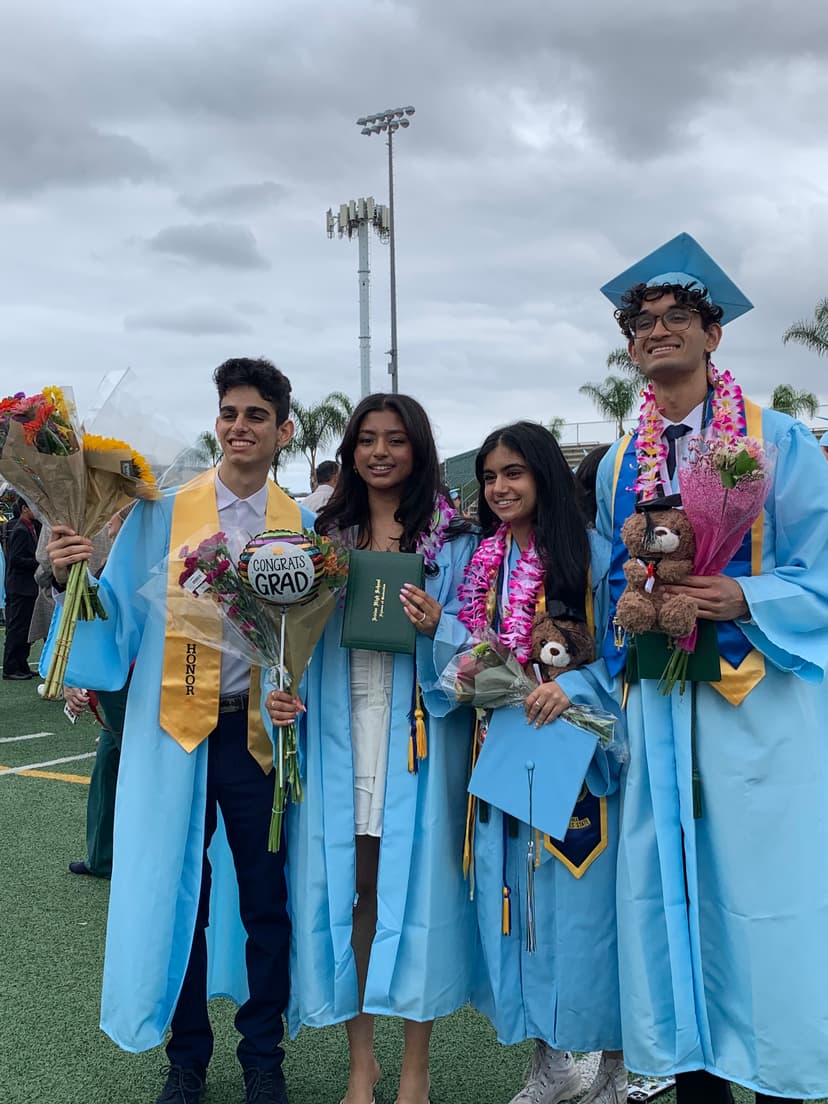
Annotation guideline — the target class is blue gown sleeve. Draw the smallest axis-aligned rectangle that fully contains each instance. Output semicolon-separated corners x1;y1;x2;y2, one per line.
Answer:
555;527;626;798
416;531;476;719
41;499;170;691
738;418;828;682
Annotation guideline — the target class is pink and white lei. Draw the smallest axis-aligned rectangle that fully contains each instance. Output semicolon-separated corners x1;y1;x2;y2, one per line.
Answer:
458;524;545;663
633;363;745;501
416;494;458;566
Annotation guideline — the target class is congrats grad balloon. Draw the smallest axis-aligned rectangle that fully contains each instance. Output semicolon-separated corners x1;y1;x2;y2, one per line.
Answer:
238;530;324;606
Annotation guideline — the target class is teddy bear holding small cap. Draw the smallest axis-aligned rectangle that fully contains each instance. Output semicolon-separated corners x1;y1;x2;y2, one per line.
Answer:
615;505;698;639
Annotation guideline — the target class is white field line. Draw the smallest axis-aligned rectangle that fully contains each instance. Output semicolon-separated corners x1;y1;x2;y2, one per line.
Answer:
0;731;54;744
0;752;96;776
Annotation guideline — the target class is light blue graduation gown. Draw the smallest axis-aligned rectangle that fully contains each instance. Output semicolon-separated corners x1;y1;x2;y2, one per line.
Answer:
472;530;624;1051
40;493;315;1053
285;533;488;1036
597;410;828;1097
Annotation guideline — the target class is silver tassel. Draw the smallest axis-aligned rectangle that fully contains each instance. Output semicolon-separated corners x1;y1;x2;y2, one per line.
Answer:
526;760;537;954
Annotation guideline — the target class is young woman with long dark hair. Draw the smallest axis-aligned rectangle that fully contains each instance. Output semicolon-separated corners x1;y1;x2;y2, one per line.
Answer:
267;394;483;1104
457;421;625;1104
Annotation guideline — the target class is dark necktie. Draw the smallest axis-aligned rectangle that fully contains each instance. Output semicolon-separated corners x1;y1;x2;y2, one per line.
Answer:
664;423;692;480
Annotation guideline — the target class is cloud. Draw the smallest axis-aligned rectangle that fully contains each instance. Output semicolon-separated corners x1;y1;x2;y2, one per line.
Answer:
179;180;287;214
0;98;160;196
124;303;253;335
147;222;271;269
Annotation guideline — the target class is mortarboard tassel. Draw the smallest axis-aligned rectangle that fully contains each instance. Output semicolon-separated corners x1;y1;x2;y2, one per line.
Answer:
501;814;512;936
526;760;537;954
462;710;484;887
502;885;512;937
407;666;422;774
414;683;428;761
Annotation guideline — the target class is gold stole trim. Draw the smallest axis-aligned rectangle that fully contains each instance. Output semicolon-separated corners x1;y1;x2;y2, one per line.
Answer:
543;791;608;878
710;397;766;706
159;471;301;771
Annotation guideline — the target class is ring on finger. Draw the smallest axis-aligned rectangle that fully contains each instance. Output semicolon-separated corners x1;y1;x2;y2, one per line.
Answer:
417;610;427;623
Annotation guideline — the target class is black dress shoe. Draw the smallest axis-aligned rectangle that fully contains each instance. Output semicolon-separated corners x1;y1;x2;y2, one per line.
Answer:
243;1068;288;1104
68;861;94;876
3;672;34;680
155;1065;206;1104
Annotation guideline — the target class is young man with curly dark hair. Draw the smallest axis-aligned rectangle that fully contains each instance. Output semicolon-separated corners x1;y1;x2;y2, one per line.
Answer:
574;235;828;1104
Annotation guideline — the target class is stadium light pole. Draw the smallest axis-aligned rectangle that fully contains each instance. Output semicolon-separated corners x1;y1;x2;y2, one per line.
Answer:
356;105;415;394
326;198;390;398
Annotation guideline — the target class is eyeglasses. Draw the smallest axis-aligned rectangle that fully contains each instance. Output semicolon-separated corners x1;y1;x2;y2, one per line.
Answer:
630;306;700;337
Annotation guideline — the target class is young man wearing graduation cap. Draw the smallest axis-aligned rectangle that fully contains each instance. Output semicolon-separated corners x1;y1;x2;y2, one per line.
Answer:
582;235;828;1103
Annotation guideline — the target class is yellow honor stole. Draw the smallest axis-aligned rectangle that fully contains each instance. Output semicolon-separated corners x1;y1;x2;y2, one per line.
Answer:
159;470;301;772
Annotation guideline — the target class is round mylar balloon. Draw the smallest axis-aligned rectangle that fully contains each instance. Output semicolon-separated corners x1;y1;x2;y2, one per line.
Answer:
238;530;324;605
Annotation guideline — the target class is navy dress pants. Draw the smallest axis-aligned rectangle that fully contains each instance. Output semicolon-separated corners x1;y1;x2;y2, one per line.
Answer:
675;1070;801;1104
167;709;289;1075
2;591;35;675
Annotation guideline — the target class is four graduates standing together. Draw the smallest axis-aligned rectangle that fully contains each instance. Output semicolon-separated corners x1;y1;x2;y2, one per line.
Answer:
45;234;828;1104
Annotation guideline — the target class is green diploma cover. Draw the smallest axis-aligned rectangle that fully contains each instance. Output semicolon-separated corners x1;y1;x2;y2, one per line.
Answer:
341;549;425;655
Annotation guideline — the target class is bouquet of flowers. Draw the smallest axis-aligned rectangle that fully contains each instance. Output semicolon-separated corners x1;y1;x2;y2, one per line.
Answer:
169;527;348;848
660;434;775;693
441;631;618;746
0;387;159;697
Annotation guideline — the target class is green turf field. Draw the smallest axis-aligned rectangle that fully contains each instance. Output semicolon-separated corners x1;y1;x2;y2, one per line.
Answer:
0;636;819;1103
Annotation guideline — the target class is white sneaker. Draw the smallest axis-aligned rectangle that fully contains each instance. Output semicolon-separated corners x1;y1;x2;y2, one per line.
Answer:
579;1054;628;1104
507;1042;582;1104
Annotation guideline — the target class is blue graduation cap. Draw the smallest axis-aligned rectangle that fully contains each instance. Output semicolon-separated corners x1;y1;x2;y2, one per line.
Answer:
600;232;753;325
468;706;598;840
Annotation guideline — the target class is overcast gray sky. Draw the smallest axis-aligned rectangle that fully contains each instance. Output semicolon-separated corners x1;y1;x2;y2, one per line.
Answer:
4;0;828;491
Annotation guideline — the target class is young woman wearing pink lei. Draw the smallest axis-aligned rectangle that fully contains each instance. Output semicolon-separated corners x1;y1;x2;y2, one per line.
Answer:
458;421;626;1104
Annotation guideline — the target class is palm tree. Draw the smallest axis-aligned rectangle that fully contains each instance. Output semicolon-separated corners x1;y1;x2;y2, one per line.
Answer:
547;416;566;441
579;376;639;438
606;347;647;386
783;298;828;358
770;384;819;420
284;391;354;489
195;430;221;466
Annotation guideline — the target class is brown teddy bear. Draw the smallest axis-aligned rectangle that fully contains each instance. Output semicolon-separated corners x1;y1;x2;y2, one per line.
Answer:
615;507;697;638
531;610;594;681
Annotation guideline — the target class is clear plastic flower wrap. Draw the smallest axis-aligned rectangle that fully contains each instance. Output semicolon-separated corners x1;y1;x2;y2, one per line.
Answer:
140;524;348;847
440;630;621;750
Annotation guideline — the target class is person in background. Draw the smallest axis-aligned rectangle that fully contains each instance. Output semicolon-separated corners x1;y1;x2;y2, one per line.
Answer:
65;504;135;879
574;445;611;527
0;539;5;626
301;460;340;512
817;428;828;460
3;499;40;680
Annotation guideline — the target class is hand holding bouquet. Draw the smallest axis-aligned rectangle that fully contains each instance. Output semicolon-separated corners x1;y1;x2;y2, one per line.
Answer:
0;387;159;698
168;527;348;848
441;631;617;746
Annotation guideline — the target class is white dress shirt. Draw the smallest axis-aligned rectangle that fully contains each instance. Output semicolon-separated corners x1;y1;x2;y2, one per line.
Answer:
215;474;269;697
661;401;703;495
301;483;334;513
